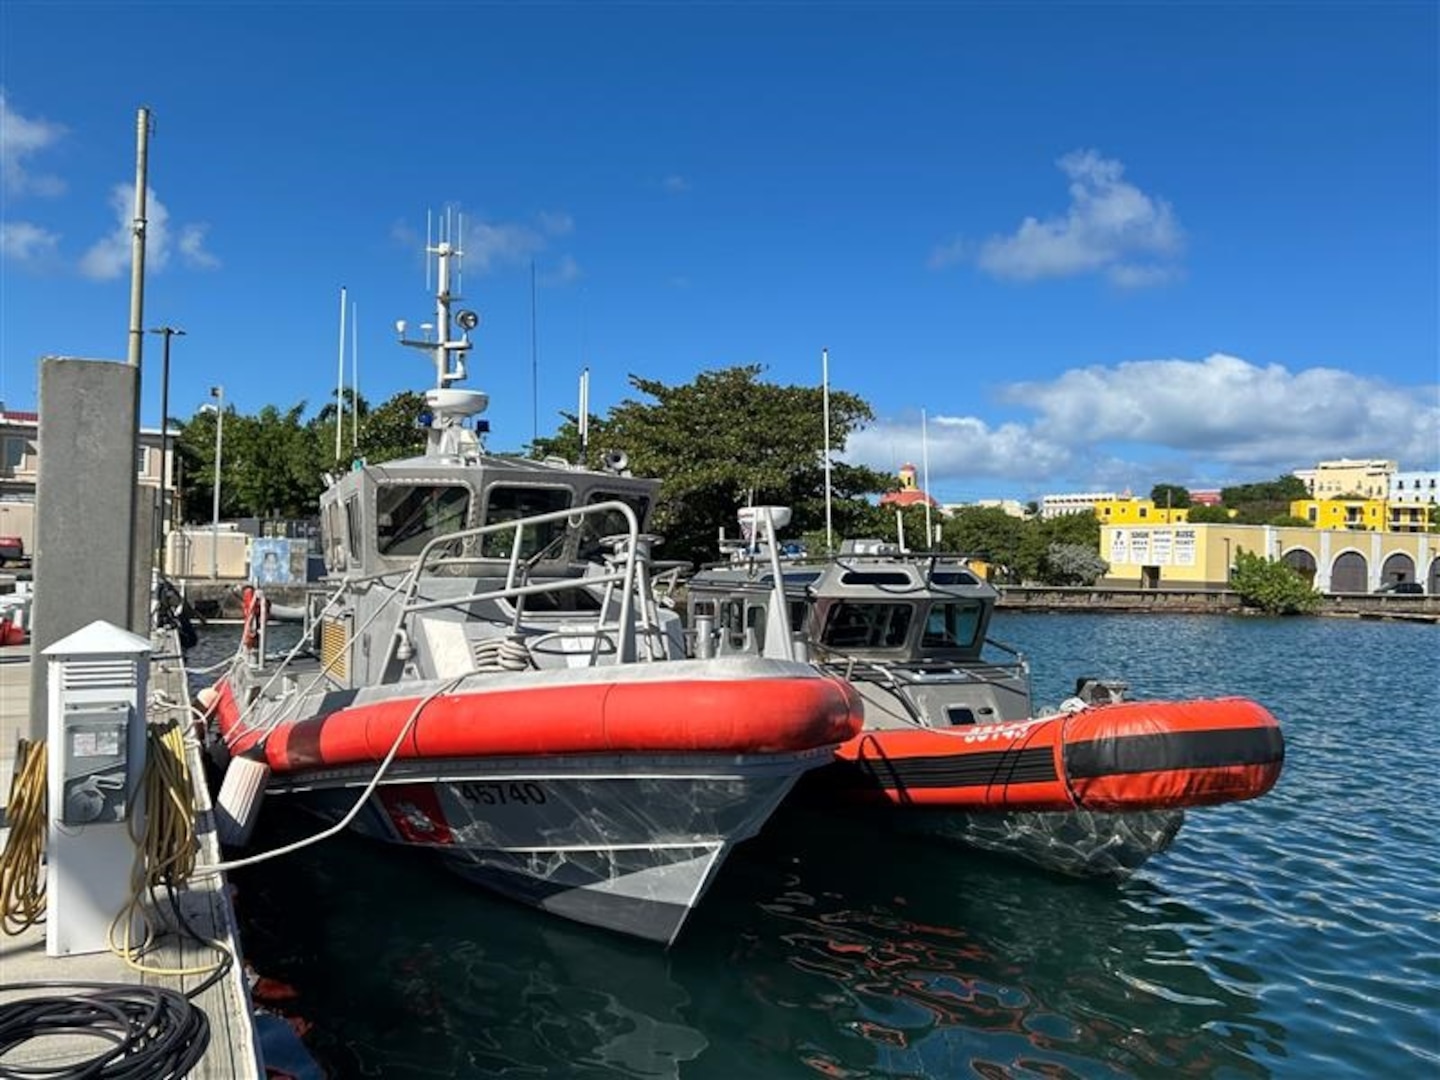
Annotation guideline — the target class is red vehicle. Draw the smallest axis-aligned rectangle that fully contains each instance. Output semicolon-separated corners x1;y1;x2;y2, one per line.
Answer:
0;536;24;566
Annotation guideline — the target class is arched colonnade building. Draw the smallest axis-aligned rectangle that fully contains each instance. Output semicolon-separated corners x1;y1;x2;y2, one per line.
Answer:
1100;522;1438;594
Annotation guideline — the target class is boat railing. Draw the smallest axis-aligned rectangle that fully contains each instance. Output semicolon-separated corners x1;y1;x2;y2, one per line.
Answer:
982;636;1030;675
221;503;661;749
379;500;659;673
222;571;368;749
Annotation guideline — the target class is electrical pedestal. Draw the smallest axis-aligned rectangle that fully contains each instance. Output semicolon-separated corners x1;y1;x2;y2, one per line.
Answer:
44;620;152;956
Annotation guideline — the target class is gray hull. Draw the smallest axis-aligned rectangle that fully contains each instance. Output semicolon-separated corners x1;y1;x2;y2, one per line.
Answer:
267;750;828;944
897;806;1185;878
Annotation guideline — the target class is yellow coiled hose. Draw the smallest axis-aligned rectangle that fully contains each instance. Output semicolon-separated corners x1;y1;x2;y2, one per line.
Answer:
109;718;228;978
0;739;47;935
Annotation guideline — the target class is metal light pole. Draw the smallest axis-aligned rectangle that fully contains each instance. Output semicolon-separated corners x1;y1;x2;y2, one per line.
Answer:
148;326;185;562
209;386;224;579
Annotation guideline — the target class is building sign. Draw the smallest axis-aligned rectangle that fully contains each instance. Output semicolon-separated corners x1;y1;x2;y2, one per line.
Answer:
1109;530;1129;566
1174;528;1197;567
1151;529;1173;566
1130;530;1151;565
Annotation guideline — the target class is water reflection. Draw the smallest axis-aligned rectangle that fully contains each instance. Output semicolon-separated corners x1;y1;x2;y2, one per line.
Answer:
681;807;1282;1078
234;813;709;1079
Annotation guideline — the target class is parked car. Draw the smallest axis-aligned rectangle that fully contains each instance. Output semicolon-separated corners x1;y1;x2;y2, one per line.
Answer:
1376;581;1424;595
0;536;24;567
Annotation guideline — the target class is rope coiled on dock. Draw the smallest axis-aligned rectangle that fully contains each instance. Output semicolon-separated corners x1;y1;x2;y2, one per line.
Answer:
0;981;209;1079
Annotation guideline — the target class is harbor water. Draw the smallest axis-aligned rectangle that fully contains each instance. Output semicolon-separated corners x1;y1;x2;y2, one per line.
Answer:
191;613;1439;1078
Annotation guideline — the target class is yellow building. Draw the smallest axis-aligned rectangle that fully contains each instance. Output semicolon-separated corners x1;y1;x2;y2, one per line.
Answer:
1092;497;1190;526
1290;498;1387;531
1290;498;1435;534
1386;501;1435;533
1100;521;1437;593
1296;458;1396;500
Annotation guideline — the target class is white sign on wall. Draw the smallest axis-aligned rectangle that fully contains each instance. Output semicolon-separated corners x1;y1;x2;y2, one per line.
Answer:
1109;530;1130;565
1130;530;1151;564
1151;530;1174;566
1174;528;1197;567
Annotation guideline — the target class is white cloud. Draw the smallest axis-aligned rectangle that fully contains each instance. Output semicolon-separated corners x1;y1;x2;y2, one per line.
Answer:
459;212;580;285
662;174;689;194
541;254;583;286
78;184;220;280
845;353;1438;497
464;219;546;272
177;224;219;269
847;414;1074;483
0;91;66;197
0;220;60;262
954;150;1183;287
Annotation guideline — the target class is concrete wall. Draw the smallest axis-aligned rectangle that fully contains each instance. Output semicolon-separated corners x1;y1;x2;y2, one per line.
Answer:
28;358;141;739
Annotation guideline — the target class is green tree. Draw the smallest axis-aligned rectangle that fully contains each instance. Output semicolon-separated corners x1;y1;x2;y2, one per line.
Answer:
356;391;429;464
1187;505;1233;524
941;506;1028;578
174;408;227;524
1220;474;1309;504
229;403;327;518
1150;483;1192;509
176;400;327;522
1019;512;1102;582
1038;542;1109;586
1219;473;1309;524
532;365;893;564
1230;548;1321;615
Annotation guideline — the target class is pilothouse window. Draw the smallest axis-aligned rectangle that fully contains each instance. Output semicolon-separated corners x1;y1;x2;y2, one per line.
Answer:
577;492;651;561
480;486;571;558
376;484;471;556
921;602;983;649
821;602;912;649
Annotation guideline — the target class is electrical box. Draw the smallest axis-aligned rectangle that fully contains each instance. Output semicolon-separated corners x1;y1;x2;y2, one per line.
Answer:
44;619;153;956
60;702;132;825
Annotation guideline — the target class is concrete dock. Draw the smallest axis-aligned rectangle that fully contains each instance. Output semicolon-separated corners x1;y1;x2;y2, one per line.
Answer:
0;636;263;1077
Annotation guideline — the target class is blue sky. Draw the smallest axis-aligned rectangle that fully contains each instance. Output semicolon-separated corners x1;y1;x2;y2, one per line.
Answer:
2;1;1436;505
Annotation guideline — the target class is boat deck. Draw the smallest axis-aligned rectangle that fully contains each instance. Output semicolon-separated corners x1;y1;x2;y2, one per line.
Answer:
0;636;263;1078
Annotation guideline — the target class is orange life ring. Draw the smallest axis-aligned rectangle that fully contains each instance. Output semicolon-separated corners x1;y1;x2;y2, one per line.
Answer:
241;586;261;649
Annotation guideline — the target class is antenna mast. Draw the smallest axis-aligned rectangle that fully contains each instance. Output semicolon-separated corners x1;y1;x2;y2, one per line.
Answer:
531;260;539;445
922;408;933;549
822;347;833;553
335;285;347;461
578;367;590;466
351;299;359;452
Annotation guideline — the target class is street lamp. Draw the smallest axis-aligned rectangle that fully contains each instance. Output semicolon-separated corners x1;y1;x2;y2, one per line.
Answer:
148;326;185;556
203;386;225;579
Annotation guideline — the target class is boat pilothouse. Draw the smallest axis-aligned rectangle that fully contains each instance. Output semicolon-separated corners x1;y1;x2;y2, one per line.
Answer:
686;512;1284;878
692;530;1033;729
205;237;862;946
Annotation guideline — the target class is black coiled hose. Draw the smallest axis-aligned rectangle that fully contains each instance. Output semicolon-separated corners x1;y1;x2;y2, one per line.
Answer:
0;982;209;1079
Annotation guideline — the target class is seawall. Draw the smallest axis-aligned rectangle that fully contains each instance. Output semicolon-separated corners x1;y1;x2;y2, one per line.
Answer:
996;586;1439;623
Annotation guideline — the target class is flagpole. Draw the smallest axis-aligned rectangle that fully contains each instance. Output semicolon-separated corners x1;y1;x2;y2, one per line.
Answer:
335;285;347;461
922;408;933;548
351;300;359;452
822;347;833;554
